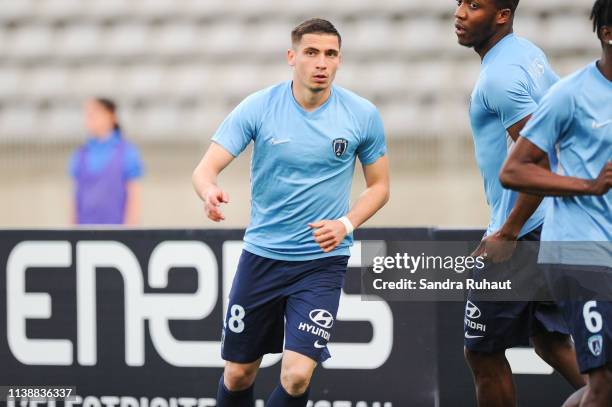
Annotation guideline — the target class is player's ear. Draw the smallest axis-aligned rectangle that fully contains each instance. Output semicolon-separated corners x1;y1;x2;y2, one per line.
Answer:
287;48;296;67
601;25;612;45
497;8;512;25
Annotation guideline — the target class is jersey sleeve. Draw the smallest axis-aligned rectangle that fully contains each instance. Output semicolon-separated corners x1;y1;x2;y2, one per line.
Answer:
484;65;538;130
520;82;575;154
123;144;144;181
357;107;387;165
211;93;262;157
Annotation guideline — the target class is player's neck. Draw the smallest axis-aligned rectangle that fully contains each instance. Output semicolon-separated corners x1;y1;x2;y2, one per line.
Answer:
292;82;332;112
598;50;612;82
476;27;513;61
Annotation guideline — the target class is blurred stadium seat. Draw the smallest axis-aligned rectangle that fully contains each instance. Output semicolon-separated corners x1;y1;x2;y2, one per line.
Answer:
0;1;600;152
55;24;103;59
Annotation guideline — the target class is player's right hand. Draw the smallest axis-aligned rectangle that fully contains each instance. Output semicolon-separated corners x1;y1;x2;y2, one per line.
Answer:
589;161;612;196
203;185;229;222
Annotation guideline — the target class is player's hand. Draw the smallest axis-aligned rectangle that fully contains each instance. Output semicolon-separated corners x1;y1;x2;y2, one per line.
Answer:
309;219;348;253
203;185;229;222
588;161;612;196
471;230;517;264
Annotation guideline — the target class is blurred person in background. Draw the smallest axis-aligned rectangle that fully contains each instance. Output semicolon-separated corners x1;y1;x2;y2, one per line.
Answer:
69;97;144;225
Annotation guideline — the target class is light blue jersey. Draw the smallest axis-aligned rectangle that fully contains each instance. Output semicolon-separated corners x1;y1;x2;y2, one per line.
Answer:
212;81;386;261
521;61;612;266
469;34;559;237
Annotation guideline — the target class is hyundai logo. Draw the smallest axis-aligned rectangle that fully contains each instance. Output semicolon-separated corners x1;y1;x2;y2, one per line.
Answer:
465;301;481;319
309;309;334;329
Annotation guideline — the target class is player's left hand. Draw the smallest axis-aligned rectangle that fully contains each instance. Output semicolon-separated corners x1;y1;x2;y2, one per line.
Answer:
471;230;517;263
309;219;348;253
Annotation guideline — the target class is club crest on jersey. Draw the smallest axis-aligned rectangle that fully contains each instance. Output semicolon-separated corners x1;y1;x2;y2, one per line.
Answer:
332;138;348;158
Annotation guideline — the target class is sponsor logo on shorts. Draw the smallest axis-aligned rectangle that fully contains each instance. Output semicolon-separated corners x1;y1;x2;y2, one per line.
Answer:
298;322;331;340
309;309;334;329
464;302;486;334
465;301;481;319
588;334;603;357
464;318;487;333
314;340;326;349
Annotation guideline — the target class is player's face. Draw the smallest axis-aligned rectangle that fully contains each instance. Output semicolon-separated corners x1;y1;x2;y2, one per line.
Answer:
454;0;500;48
288;33;341;93
84;100;116;137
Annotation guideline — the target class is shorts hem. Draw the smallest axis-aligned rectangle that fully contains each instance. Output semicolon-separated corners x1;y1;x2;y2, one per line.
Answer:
464;341;526;353
284;345;328;363
222;349;282;364
579;360;612;375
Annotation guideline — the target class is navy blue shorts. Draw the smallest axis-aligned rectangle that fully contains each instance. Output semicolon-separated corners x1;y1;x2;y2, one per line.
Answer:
221;250;348;364
464;227;569;352
543;263;612;373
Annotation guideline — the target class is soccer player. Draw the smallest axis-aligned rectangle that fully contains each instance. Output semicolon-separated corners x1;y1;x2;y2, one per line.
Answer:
192;19;389;407
454;0;585;405
500;1;612;405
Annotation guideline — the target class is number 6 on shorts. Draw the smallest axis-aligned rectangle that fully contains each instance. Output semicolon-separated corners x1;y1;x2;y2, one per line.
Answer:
583;301;603;334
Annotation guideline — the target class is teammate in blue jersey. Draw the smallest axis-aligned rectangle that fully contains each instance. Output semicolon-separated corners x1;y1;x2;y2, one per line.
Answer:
501;1;612;405
454;1;585;405
192;19;389;407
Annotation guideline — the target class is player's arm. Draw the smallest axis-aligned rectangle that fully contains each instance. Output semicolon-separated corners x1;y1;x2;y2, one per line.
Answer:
124;180;141;226
347;154;390;227
472;116;544;261
310;155;390;253
192;143;235;222
501;79;612;197
122;146;144;226
473;69;547;261
501;138;612;196
496;115;546;239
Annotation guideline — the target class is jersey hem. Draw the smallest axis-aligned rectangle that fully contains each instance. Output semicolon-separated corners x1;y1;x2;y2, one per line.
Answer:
503;107;537;131
243;242;351;261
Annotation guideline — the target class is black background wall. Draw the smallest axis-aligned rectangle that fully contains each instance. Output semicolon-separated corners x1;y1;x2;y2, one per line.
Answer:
0;229;576;406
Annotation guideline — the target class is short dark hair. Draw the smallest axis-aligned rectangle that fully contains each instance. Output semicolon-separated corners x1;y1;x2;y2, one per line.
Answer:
591;0;612;40
291;18;341;48
493;0;520;13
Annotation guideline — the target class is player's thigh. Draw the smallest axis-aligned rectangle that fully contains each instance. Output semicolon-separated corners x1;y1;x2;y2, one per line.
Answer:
463;297;533;352
544;264;612;374
222;295;286;363
284;256;348;363
222;251;287;363
586;364;612;395
560;299;612;374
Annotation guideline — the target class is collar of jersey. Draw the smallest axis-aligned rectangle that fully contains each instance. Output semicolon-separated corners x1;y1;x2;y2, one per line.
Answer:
482;33;515;66
591;60;612;87
86;129;121;148
288;81;335;117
